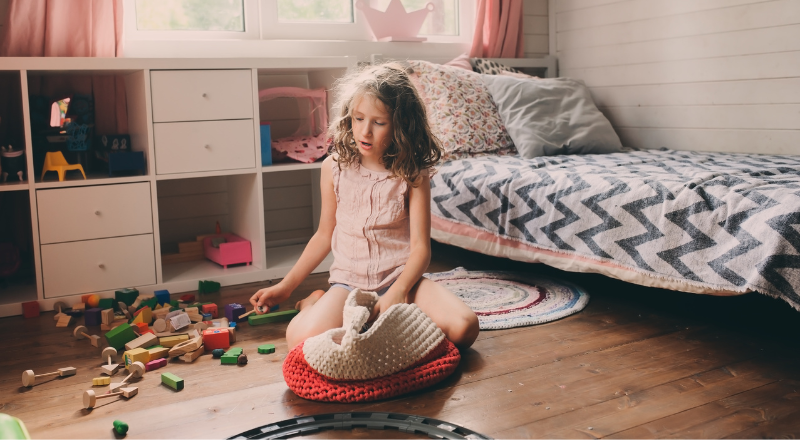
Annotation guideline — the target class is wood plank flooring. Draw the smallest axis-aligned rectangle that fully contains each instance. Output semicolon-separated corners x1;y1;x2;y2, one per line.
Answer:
2;241;799;439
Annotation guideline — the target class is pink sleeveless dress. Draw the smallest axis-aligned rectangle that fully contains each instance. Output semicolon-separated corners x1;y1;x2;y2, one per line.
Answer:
328;159;410;292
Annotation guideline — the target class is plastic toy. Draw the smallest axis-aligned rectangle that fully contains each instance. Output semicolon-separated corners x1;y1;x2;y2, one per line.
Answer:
86;294;101;307
113;420;129;436
161;372;184;391
0;145;25;182
101;347;120;376
258;87;328;164
248;309;299;326
40;151;86;181
356;0;433;42
83;386;138;409
203;233;252;268
21;301;40;319
22;367;76;387
73;326;101;347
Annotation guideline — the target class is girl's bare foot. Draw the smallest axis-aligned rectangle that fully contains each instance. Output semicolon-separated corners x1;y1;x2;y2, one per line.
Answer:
295;289;326;311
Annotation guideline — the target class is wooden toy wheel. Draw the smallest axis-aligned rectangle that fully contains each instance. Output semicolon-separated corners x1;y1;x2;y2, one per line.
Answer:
21;370;35;387
73;326;88;339
102;347;117;361
129;361;145;378
83;390;97;409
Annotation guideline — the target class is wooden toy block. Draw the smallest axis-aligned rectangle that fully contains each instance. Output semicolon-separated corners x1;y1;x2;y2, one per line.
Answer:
161;372;184;391
168;336;202;357
180;346;204;363
202;328;230;351
248;309;300;326
154;289;170;306
179;294;195;303
110;362;145;392
83;386;137;409
124;332;158;351
22;366;76;387
123;348;149;368
115;288;139;311
73;325;101;347
152;306;172;321
92;376;111;386
133;322;150;335
221;347;243;365
72;302;86;311
100;308;115;325
101;347;121;376
84;308;103;326
132;306;152;324
105;323;138;350
201;303;218;319
145;358;167;371
227;326;236;344
98;298;114;310
101;319;126;331
22;301;40;318
153;318;167;333
147;346;170;360
52;301;68;320
258;344;276;354
81;294;93;304
224;303;247;323
198;280;221;294
159;334;189;348
56;314;73;327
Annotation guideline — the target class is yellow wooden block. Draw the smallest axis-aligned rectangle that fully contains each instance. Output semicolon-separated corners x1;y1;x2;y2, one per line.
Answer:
148;346;170;360
123;348;149;368
92;376;111;386
159;334;189;348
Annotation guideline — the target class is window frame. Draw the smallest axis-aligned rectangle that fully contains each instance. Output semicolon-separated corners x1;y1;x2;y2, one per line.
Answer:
123;0;261;41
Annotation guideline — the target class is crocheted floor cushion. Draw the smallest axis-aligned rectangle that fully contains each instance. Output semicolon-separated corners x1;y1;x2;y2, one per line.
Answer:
425;267;590;330
282;288;461;402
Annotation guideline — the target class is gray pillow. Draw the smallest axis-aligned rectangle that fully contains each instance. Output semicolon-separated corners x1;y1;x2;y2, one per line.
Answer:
481;75;623;158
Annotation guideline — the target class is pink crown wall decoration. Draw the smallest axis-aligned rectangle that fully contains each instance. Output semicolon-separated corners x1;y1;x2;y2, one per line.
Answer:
356;0;434;42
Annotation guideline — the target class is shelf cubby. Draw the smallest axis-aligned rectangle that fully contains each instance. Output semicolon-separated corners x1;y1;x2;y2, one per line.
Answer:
0;191;37;306
0;71;27;188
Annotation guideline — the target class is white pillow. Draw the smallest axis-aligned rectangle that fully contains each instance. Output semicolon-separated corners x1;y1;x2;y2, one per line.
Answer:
481;75;623;158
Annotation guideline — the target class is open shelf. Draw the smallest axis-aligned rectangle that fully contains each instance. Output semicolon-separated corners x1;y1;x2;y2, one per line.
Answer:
262;162;323;173
0;71;27;188
265;243;333;272
161;258;263;285
0;181;29;192
26;69;151;187
0;191;37;305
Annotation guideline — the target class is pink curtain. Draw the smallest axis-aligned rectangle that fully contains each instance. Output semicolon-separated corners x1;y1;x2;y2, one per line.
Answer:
0;0;127;134
469;0;524;59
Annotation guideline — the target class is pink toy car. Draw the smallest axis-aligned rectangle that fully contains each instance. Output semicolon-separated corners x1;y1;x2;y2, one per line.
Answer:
203;234;252;269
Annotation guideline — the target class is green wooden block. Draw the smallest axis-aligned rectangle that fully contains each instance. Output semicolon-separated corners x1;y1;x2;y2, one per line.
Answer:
248;309;299;326
104;323;137;350
161;372;184;391
98;298;115;310
198;280;221;294
221;347;243;364
258;344;275;354
115;288;139;310
140;298;158;310
170;300;179;309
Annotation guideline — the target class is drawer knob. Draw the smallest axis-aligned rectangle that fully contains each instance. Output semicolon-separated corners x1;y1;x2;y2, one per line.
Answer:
204;144;211;149
98;263;105;269
95;210;101;216
202;93;208;98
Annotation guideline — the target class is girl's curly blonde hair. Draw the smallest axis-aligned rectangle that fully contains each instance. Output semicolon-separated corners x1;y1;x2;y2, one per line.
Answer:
327;62;441;186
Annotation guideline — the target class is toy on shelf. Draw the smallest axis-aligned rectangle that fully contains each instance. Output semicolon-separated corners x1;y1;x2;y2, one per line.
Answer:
83;386;138;409
95;134;146;177
258;87;328;164
356;0;433;42
22;366;76;387
203;233;252;269
73;325;101;347
40;151;86;182
101;347;121;376
0;145;25;182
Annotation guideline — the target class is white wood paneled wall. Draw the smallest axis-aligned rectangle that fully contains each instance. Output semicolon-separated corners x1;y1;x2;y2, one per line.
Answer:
551;0;800;155
524;0;550;57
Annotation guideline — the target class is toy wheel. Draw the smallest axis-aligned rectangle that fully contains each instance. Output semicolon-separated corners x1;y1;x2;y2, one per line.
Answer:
83;390;97;409
21;370;35;387
73;326;88;339
102;347;117;361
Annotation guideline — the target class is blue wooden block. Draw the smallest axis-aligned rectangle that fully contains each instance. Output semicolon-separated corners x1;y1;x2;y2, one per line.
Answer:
154;289;170;305
85;307;102;326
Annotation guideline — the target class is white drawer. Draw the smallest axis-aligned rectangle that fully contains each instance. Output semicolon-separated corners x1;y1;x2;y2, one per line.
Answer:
37;183;153;245
154;119;256;174
151;70;254;122
41;234;156;298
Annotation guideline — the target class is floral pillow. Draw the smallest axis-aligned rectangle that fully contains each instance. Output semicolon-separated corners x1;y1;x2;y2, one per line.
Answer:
407;60;516;161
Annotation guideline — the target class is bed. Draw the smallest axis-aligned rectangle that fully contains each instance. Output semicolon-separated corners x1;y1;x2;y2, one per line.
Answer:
406;58;800;312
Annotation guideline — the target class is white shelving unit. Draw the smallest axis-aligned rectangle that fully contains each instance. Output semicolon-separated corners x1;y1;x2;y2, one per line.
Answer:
0;57;355;317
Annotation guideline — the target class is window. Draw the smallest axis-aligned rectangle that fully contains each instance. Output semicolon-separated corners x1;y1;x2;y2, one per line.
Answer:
125;0;472;43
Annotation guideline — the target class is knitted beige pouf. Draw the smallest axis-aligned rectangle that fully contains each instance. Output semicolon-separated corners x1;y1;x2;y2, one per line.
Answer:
283;289;461;402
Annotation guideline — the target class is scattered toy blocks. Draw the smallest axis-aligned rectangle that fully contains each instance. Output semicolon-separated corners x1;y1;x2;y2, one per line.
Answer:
21;301;40;319
225;303;247;323
147;346;170;360
179;294;195;303
159;334;189;348
201;303;218;319
101;309;115;326
258;344;276;354
132;306;152;324
124;332;158;351
161;372;184;391
115;288;139;309
248;309;300;326
145;358;167;371
123;348;149;368
154;289;170;305
202;328;230;351
98;298;114;310
84;308;103;326
198;280;220;294
105;323;138;350
221;347;243;365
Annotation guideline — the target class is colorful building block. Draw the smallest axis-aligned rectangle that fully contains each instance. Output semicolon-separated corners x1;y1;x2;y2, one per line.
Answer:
132;306;152;324
159;334;189;348
202;328;230;351
161;372;184;391
145;358;167;371
179;294;195;303
92;376;111;386
105;323;138;350
198;280;220;294
148;346;170;360
247;309;300;326
21;301;40;319
98;298;114;310
123;348;149;368
258;344;276;354
124;332;158;351
115;288;139;309
201;303;218;319
221;347;243;365
84;308;103;326
224;303;247;323
154;289;170;305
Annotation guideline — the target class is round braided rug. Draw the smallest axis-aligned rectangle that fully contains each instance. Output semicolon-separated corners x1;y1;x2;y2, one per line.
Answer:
425;267;590;330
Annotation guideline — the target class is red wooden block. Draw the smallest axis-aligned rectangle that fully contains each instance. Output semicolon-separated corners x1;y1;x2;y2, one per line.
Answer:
201;303;218;319
145;358;167;371
134;322;150;334
202;328;230;351
22;301;40;319
180;294;195;303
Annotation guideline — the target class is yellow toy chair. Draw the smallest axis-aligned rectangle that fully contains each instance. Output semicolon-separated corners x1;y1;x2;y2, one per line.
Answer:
40;151;86;182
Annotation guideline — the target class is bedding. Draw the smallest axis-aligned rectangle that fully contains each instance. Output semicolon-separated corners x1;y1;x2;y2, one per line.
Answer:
430;149;800;311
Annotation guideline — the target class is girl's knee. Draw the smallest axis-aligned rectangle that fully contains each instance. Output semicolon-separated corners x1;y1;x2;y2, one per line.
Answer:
445;312;479;349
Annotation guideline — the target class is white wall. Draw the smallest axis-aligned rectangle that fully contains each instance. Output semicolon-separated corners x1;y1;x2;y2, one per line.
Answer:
551;0;800;155
524;0;549;57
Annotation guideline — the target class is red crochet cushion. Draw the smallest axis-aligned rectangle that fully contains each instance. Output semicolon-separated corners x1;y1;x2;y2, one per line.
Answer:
283;338;461;403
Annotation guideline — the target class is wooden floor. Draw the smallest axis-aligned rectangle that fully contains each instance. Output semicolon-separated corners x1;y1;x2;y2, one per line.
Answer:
3;241;800;439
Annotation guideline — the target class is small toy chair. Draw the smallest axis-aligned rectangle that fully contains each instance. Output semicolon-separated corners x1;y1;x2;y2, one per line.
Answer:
40;151;86;182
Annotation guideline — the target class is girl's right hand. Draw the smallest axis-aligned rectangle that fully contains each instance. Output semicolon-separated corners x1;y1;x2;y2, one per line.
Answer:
250;284;292;314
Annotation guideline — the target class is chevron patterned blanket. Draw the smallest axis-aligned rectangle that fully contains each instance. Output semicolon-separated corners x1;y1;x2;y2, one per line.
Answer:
430;149;800;311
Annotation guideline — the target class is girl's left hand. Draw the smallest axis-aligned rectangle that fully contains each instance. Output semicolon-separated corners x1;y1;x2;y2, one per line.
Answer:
368;290;406;323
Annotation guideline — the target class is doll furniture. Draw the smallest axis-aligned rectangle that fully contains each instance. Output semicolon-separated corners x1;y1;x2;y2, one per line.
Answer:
203;233;252;269
40;151;86;181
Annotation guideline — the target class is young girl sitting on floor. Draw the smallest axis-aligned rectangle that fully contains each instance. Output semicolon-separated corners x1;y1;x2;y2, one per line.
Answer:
250;63;479;350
